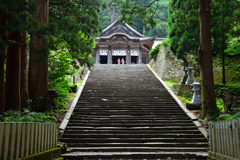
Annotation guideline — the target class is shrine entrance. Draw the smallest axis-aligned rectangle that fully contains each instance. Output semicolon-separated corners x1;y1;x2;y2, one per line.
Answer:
112;56;126;64
131;56;138;64
100;56;107;64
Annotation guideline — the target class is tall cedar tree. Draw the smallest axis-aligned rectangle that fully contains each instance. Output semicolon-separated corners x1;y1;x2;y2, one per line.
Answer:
29;0;49;103
0;0;103;112
0;0;33;111
0;15;6;113
198;0;217;118
110;0;218;118
168;0;200;62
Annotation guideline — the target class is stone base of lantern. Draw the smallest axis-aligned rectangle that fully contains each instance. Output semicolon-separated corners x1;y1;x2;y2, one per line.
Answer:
186;103;201;110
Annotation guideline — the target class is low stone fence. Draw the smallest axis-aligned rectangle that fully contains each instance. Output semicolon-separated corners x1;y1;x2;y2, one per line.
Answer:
0;122;58;160
208;120;240;159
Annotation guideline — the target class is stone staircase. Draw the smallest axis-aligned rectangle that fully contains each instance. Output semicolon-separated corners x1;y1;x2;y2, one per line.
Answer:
61;64;208;160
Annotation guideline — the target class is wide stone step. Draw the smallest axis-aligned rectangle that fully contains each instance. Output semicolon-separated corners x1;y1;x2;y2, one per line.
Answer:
74;107;182;110
61;152;207;160
65;142;208;147
62;133;204;138
71;114;189;120
68;119;192;123
67;147;208;152
67;123;194;127
71;112;186;115
63;129;201;134
61;138;207;143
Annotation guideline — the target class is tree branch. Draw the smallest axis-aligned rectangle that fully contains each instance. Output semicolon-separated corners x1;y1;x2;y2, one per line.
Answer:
49;0;69;4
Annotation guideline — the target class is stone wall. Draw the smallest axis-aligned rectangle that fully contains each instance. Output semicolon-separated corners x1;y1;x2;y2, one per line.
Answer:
149;46;184;82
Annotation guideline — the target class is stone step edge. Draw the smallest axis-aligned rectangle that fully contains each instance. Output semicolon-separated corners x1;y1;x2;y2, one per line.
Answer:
59;70;91;135
147;64;207;139
61;151;208;156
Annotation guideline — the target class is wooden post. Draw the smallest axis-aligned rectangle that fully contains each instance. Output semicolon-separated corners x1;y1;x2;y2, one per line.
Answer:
9;123;17;160
0;123;4;159
38;123;42;153
212;122;216;156
229;121;234;157
34;123;39;154
3;123;10;160
15;123;22;159
20;123;26;158
30;123;34;155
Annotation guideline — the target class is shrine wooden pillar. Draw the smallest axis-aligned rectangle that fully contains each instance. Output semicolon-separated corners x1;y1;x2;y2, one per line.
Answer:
96;47;100;64
108;45;112;64
138;46;142;64
127;45;131;64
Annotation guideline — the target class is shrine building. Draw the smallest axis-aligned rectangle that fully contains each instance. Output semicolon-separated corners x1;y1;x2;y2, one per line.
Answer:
92;19;165;64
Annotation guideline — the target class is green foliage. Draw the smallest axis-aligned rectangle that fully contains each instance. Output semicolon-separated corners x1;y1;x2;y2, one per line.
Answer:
209;108;221;122
182;91;192;101
0;109;54;122
216;98;224;112
216;108;240;121
149;43;163;60
214;83;240;97
164;80;178;87
101;0;170;38
168;0;199;62
225;40;240;56
49;79;71;112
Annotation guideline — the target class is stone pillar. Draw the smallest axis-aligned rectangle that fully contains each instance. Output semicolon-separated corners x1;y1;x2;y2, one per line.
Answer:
96;49;100;64
108;45;112;64
138;47;142;64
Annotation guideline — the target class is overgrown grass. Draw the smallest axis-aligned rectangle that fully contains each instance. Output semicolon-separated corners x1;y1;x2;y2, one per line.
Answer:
164;80;178;87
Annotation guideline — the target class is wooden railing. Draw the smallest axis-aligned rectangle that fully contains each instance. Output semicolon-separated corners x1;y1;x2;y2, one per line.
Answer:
208;120;240;159
0;122;58;160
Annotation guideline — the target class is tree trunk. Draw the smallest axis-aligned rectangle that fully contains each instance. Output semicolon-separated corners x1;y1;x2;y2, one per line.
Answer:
198;0;217;119
0;54;5;114
222;14;225;85
21;30;28;110
5;31;22;111
29;0;49;104
0;15;6;114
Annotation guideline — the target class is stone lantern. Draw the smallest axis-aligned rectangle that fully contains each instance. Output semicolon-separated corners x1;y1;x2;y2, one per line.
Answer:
185;64;194;84
191;80;201;103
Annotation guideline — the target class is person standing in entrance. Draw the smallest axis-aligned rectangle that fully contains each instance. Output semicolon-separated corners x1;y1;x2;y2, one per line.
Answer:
121;58;124;64
117;58;120;64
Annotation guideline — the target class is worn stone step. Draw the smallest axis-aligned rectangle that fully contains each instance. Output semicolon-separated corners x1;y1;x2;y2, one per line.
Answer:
61;152;207;160
66;125;197;129
63;129;201;134
67;123;194;127
69;116;191;120
74;107;182;110
68;119;192;123
71;112;186;115
65;142;208;148
62;133;204;138
61;138;207;143
67;147;208;152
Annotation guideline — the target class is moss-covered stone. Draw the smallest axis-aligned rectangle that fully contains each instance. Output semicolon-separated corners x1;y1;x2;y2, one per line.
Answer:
16;148;61;160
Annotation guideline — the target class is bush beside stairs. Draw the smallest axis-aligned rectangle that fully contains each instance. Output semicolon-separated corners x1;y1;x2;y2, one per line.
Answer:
60;64;208;160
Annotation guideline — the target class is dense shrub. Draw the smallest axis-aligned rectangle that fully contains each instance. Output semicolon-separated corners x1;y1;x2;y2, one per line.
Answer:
215;108;240;121
0;109;54;123
149;43;163;60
